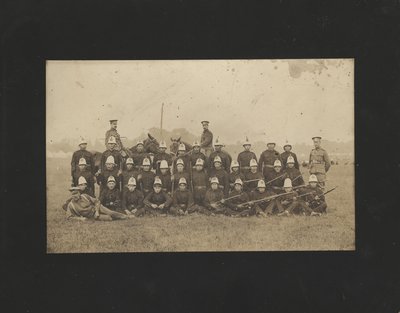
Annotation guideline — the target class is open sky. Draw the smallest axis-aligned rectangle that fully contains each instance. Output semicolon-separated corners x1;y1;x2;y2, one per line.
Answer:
47;59;353;145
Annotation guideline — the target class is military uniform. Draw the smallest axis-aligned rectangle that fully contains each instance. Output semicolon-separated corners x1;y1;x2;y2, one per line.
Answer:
283;167;304;187
101;149;122;172
122;188;145;216
143;191;172;215
208;150;232;171
191;170;209;206
97;168;121;192
71;150;95;175
121;168;141;188
243;171;264;192
237;151;258;174
204;188;225;215
229;171;245;191
172;171;191;190
173;155;191;172
299;186;327;213
131;151;152;170
276;190;311;215
223;190;251;216
157;172;172;194
73;169;95;193
208;168;230;196
153;152;172;173
189;151;207;169
138;170;156;197
281;151;299;169
170;189;195;215
264;170;286;193
105;128;123;151
200;129;213;157
258;150;282;178
309;147;330;189
249;189;277;215
99;188;122;212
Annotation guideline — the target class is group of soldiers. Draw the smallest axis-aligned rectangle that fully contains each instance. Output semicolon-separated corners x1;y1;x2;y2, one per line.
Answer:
64;120;333;221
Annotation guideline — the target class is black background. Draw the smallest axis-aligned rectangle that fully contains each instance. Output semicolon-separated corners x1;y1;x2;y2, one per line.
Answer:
2;0;400;312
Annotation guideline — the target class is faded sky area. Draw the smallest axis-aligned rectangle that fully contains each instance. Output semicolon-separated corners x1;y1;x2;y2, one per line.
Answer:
47;59;353;145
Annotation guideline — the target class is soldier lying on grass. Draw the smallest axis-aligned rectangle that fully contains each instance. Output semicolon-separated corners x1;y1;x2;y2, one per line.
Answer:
65;187;133;221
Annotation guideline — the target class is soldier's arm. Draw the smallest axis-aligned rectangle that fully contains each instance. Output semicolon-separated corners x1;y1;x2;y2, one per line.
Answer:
258;153;264;172
308;153;312;170
71;152;77;177
324;151;331;172
137;191;145;208
143;192;153;206
200;132;212;147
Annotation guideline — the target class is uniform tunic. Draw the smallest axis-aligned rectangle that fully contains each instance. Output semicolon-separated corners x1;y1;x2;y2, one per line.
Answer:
243;171;264;192
258;149;282;178
208;168;230;196
144;191;173;213
138;170;156;196
309;147;331;187
100;149;122;172
228;171;245;191
97;168;121;192
280;151;299;169
105;128;123;151
73;169;95;191
188;151;207;169
237;150;258;174
171;189;195;212
122;188;144;211
249;189;276;212
157;172;172;193
299;186;327;213
223;190;250;215
153;152;172;173
173;155;191;172
71;149;95;175
191;170;209;205
204;189;224;210
99;188;122;211
264;170;286;193
66;194;98;218
200;129;213;157
130;151;152;170
283;167;304;187
171;171;191;192
208;150;232;171
121;169;141;188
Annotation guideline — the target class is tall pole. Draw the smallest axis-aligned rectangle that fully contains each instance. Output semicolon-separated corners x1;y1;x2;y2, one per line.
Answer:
160;103;164;139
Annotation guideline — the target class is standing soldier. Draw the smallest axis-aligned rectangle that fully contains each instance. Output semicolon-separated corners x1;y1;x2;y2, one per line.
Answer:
243;159;264;192
280;143;300;169
208;155;230;197
188;141;207;170
200;120;213;157
309;136;331;190
229;161;245;192
237;137;257;174
130;140;151;170
105;119;124;152
71;138;95;179
73;158;95;195
208;138;232;171
191;158;209;209
121;158;140;189
100;136;123;174
172;143;191;172
153;140;172;174
259;142;282;179
97;155;121;194
283;155;304;187
138;157;156;198
157;160;172;194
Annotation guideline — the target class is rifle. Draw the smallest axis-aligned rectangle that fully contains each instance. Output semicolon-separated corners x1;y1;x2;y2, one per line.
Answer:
171;155;176;196
295;186;338;201
210;193;243;206
237;191;296;208
189;159;194;193
243;178;263;183
264;173;287;185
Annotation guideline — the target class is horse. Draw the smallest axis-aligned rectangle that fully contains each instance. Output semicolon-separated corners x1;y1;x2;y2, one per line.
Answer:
169;137;193;156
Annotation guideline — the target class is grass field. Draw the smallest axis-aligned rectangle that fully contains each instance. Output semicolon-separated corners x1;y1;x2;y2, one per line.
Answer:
47;158;355;253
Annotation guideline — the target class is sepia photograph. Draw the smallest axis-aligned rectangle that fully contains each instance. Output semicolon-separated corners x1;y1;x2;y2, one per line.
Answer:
46;59;355;253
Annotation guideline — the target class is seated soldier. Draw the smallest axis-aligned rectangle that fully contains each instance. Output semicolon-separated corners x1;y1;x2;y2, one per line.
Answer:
249;179;276;217
99;176;122;212
265;159;286;194
77;176;95;197
283;155;304;187
222;178;251;217
277;178;312;216
299;174;326;215
73;158;95;194
122;177;145;217
203;177;225;215
229;161;245;192
244;158;264;192
208;156;230;197
171;158;190;189
157;160;172;194
97;155;120;193
191;158;209;209
170;177;195;216
138;157;156;198
143;177;172;216
121;158;140;188
65;187;131;221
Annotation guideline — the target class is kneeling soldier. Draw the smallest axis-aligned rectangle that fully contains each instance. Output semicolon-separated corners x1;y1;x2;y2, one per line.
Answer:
157;160;172;194
77;176;95;197
170;177;195;215
143;178;172;216
99;176;122;212
244;158;264;192
66;187;130;221
204;177;225;215
229;161;245;192
300;174;327;215
277;178;311;216
122;177;145;216
283;155;304;187
249;180;276;217
222;178;251;217
191;158;209;208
